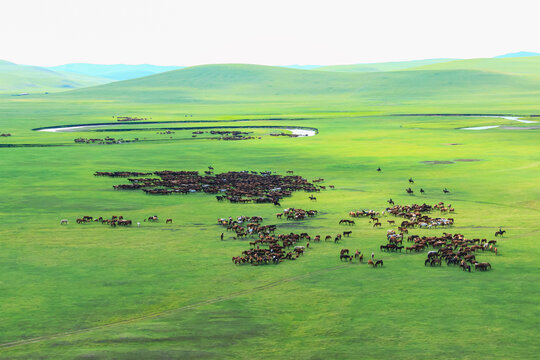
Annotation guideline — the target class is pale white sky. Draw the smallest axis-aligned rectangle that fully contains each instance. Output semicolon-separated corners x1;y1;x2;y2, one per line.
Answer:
1;0;539;66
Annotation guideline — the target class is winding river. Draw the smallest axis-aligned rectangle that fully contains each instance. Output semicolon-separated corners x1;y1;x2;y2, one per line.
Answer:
459;116;539;130
36;124;317;137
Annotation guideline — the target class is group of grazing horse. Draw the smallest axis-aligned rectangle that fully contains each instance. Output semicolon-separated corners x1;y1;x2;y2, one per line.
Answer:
386;202;454;228
349;210;379;218
74;136;136;145
68;214;173;227
232;232;310;265
218;215;276;239
74;215;133;227
277;208;318;221
398;232;497;271
339;248;376;265
100;170;321;205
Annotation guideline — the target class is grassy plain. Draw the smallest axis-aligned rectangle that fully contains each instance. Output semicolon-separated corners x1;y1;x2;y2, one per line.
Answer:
0;63;538;359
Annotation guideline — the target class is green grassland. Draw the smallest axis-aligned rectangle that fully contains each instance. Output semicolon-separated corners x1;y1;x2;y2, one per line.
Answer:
0;60;539;359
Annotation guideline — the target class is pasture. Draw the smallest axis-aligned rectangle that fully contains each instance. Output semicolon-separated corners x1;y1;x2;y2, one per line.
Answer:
0;65;539;358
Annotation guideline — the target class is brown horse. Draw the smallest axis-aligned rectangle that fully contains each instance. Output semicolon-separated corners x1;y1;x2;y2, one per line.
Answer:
475;262;491;271
166;218;173;224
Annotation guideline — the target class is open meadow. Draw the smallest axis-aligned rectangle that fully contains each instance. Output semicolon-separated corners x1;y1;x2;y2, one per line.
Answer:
0;62;539;359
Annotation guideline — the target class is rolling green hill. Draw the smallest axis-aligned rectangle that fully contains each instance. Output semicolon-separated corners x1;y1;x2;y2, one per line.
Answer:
0;60;111;93
57;63;540;113
407;56;540;76
315;59;455;73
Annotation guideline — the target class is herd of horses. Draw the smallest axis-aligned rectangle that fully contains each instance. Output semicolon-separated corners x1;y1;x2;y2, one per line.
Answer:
221;214;346;245
98;170;322;204
74;137;138;145
72;215;133;227
65;215;172;227
343;203;454;231
336;201;497;271
231;230;310;265
91;170;500;272
276;208;318;220
339;249;384;267
190;130;257;141
370;202;497;271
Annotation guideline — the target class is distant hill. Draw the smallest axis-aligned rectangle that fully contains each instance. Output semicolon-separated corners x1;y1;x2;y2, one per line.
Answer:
282;65;322;70
495;51;540;58
0;60;111;93
315;59;456;73
406;56;540;75
49;63;183;81
59;63;540;109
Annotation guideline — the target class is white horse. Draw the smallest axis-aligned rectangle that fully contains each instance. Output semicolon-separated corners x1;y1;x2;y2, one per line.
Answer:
60;219;68;225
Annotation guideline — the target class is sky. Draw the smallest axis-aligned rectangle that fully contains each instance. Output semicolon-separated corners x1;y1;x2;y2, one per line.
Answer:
1;0;539;67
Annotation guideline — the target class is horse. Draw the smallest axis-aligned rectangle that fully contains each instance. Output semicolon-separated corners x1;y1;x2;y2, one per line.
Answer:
340;254;351;261
377;167;381;172
495;229;506;237
475;262;491;271
373;222;382;228
60;219;68;225
406;188;413;194
309;195;317;201
166;218;173;224
443;188;450;194
368;259;375;267
375;260;383;267
409;178;414;184
340;249;349;255
343;231;352;237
